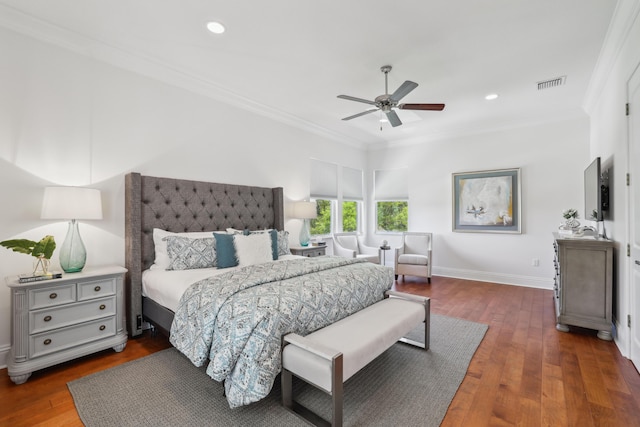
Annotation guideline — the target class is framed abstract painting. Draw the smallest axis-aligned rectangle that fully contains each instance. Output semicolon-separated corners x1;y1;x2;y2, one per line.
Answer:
452;168;521;233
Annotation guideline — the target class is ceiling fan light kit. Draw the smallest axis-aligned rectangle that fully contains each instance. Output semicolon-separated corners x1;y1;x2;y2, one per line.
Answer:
338;65;445;127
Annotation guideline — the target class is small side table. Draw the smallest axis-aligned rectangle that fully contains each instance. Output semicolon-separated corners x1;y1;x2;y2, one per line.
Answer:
379;245;391;266
290;245;327;257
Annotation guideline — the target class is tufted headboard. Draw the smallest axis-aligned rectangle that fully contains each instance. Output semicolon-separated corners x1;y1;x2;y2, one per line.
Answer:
124;172;284;336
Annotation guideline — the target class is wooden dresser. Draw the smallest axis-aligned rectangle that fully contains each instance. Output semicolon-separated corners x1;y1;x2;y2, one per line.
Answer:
552;233;614;340
5;265;128;384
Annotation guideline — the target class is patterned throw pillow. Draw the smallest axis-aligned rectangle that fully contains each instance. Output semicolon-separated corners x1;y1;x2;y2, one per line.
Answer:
164;236;217;270
277;230;291;256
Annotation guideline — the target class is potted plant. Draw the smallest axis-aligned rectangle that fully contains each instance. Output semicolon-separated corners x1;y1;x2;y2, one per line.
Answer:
0;235;56;275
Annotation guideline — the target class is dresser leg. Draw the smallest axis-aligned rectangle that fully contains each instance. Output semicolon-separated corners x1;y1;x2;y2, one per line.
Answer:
556;323;570;332
113;342;127;353
597;330;613;341
10;372;31;385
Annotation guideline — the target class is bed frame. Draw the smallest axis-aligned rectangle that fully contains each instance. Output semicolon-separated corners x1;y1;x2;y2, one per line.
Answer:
124;172;284;337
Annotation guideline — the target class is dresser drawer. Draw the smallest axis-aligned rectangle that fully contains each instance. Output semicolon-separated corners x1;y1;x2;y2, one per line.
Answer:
78;278;116;301
30;316;116;358
30;296;116;334
29;283;76;310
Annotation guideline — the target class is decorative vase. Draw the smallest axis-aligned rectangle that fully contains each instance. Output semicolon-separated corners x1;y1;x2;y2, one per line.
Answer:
299;219;311;247
564;218;580;229
32;255;50;276
59;219;87;273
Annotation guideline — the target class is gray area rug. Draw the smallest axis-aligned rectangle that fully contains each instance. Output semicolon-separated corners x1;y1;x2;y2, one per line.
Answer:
68;314;487;427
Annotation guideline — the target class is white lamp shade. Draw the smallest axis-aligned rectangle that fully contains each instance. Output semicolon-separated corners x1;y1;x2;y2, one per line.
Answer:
293;201;317;219
41;187;103;220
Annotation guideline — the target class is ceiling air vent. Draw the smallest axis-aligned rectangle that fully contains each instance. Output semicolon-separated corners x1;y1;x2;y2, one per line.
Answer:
537;76;566;90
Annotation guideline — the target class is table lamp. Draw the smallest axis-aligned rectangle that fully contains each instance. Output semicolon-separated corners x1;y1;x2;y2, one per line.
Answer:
293;201;317;246
41;187;103;273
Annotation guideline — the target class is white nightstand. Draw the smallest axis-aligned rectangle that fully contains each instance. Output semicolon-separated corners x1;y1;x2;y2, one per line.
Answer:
5;265;128;384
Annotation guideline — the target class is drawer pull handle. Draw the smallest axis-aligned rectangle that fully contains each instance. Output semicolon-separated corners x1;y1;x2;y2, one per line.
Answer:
49;293;57;299
44;339;51;345
99;304;106;310
44;315;52;322
635;260;640;266
94;286;101;292
99;325;106;331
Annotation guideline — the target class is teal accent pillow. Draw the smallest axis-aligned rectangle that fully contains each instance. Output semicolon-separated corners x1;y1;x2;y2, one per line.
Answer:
269;229;278;260
213;232;238;268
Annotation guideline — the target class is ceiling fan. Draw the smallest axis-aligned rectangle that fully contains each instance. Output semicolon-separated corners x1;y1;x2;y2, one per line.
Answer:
337;65;445;127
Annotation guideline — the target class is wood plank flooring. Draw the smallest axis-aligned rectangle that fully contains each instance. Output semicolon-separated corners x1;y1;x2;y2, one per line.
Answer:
1;276;639;426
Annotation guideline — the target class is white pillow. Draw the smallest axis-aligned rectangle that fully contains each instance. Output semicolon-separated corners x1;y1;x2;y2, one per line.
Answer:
151;228;216;270
233;233;273;267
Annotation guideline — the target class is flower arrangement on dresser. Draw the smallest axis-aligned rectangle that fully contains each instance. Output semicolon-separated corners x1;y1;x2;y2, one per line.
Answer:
0;235;56;277
558;208;581;236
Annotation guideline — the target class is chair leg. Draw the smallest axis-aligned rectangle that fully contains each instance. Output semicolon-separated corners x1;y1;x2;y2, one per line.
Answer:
428;277;431;284
395;274;398;280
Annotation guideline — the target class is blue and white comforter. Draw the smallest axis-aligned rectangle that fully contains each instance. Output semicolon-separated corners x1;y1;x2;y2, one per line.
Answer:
169;256;393;407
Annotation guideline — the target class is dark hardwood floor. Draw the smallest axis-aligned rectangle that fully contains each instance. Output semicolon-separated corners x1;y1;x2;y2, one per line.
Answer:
1;276;639;426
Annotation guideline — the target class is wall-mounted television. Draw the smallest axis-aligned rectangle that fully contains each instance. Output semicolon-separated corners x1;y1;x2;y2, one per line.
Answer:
584;157;609;222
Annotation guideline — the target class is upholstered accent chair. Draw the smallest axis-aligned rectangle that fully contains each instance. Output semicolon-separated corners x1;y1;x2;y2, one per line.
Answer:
332;233;381;263
395;232;432;283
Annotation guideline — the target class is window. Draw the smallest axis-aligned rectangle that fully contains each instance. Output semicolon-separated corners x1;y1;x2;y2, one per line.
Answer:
310;199;333;235
310;160;337;236
376;201;408;232
374;168;408;233
342;200;359;232
342;166;363;233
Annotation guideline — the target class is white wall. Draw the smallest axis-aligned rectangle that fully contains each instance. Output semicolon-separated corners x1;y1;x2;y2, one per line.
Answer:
583;0;640;356
367;118;590;287
0;29;366;367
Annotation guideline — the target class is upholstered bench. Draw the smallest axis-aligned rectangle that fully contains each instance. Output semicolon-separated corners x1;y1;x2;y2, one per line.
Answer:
281;290;430;427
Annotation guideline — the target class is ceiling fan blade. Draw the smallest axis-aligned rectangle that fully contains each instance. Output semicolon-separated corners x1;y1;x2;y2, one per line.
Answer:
399;103;445;111
390;81;418;102
342;109;378;121
385;110;402;127
337;95;377;106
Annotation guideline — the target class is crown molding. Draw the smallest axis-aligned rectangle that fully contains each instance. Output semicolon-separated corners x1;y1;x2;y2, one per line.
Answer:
583;0;640;114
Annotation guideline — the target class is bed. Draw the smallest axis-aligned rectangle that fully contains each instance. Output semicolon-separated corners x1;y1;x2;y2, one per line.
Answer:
124;172;394;407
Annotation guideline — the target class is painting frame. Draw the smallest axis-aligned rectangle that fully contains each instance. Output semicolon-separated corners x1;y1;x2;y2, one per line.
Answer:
452;168;521;234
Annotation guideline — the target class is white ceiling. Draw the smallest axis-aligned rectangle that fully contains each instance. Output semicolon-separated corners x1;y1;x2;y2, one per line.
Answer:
0;0;617;149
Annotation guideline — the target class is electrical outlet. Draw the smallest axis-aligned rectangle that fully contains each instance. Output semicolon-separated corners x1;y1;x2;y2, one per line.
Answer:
531;258;540;267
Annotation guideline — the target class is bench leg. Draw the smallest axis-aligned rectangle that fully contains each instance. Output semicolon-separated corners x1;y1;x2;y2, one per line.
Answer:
282;354;344;427
282;368;293;409
332;356;344;427
424;298;430;351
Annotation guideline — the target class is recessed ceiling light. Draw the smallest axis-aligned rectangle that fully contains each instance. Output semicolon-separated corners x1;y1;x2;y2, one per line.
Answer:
485;93;499;100
206;21;225;34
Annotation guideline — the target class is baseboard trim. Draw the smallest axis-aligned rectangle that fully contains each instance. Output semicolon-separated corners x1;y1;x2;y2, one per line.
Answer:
0;344;10;370
433;267;553;289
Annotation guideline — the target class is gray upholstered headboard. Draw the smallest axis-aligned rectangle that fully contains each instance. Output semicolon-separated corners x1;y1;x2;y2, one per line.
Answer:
124;172;284;336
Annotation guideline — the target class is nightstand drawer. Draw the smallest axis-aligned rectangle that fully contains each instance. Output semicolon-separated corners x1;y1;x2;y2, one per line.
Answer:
30;316;116;358
29;283;76;310
290;246;327;257
78;278;116;301
30;296;116;334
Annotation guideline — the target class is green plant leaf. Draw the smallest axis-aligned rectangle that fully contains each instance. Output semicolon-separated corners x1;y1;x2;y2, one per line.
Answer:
0;239;37;256
32;235;56;259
